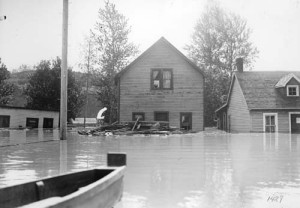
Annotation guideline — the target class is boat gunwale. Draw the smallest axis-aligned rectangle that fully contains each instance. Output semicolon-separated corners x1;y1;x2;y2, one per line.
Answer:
2;166;126;208
54;166;126;204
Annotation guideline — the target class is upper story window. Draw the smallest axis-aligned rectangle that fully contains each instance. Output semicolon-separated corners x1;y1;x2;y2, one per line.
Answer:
287;85;299;96
151;69;173;90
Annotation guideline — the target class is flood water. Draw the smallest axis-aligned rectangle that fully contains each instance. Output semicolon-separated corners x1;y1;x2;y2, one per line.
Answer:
0;129;300;208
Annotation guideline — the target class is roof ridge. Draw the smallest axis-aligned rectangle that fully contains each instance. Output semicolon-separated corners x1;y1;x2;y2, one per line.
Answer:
115;37;204;82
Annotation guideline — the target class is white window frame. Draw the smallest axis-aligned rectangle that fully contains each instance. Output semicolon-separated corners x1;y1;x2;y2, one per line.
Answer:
289;112;300;133
287;85;299;96
263;113;278;132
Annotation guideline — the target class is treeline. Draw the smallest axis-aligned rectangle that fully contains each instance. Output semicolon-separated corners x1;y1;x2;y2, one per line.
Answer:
0;1;258;126
0;58;84;121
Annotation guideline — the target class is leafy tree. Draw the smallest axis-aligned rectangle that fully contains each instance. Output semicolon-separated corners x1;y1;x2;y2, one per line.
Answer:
185;3;259;126
24;57;85;120
0;58;15;105
89;0;138;123
12;64;32;73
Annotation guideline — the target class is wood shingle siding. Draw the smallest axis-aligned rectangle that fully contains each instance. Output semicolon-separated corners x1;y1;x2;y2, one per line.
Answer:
227;77;251;132
117;37;204;131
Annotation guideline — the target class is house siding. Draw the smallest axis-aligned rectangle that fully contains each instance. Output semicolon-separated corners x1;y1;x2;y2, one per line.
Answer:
119;40;204;131
227;78;251;132
0;107;59;128
216;71;300;133
251;110;300;133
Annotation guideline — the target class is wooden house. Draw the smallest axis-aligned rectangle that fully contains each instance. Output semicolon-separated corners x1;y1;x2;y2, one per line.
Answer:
0;106;59;128
216;59;300;133
115;37;205;131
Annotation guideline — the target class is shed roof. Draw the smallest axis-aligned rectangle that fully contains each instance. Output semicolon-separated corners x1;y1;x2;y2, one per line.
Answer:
0;105;59;112
115;37;204;82
235;71;300;109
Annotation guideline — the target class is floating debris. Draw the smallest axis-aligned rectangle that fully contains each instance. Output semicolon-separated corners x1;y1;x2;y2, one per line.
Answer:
78;120;184;136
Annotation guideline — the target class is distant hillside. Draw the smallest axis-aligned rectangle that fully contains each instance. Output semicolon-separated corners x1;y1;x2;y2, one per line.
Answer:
9;70;35;88
7;70;34;107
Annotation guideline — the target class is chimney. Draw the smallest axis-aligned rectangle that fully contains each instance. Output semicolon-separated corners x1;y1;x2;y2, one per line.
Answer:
236;58;243;72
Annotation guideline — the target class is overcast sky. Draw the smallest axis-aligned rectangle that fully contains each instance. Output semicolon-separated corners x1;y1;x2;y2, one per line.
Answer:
0;0;300;72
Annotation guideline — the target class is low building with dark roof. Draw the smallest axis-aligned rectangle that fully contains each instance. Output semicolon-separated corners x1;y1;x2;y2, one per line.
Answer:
115;37;205;131
216;60;300;133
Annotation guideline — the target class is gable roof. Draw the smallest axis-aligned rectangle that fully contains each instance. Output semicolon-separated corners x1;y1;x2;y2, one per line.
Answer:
275;73;300;88
216;71;300;113
235;71;300;109
115;37;204;82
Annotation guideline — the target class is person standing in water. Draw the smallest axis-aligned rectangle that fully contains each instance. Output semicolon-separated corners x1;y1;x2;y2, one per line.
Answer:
96;107;107;126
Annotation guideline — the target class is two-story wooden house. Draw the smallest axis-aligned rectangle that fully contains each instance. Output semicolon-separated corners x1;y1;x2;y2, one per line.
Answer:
216;59;300;133
115;37;205;131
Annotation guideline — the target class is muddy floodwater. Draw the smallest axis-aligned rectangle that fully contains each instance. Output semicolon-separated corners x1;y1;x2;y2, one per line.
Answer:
0;129;300;208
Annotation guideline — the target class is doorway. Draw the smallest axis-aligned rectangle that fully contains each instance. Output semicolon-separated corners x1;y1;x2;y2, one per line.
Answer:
290;113;300;134
180;113;192;130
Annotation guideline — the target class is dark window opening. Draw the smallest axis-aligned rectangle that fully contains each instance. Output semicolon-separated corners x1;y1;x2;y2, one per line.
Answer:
43;118;54;128
26;118;39;128
154;111;169;122
132;112;145;121
0;115;10;128
151;69;173;90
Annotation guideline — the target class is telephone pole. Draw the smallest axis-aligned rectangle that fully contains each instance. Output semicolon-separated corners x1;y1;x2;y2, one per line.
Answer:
60;0;68;140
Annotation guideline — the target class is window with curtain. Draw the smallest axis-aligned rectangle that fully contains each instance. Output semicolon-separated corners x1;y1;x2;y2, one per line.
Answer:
151;69;173;90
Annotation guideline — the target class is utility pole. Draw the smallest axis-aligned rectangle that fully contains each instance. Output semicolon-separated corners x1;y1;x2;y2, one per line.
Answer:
84;40;91;128
60;0;68;140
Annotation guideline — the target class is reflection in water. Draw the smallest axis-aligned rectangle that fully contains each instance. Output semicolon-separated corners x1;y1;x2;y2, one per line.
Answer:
177;190;203;208
0;129;59;146
117;192;148;208
59;140;67;174
3;169;37;185
0;130;300;208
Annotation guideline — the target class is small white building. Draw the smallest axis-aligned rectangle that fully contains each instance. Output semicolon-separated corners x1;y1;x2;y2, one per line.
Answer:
0;106;59;128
